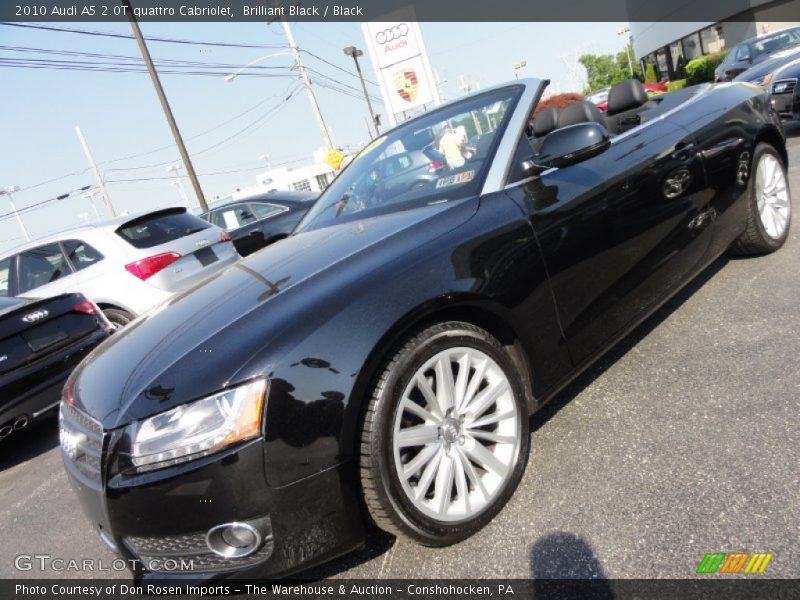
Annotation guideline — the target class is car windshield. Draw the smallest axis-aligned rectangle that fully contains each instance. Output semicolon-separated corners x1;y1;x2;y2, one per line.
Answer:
297;86;521;232
752;28;800;56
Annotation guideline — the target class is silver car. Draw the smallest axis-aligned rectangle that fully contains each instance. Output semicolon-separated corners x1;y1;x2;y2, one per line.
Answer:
0;207;239;327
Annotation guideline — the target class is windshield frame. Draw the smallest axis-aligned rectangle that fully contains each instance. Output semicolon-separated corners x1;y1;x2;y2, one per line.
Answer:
295;82;541;233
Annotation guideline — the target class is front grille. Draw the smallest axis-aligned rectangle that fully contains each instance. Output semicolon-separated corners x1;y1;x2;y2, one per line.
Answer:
772;78;797;95
59;402;104;487
125;517;274;573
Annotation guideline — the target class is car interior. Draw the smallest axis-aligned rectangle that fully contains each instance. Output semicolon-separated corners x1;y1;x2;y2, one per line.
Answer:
530;79;708;148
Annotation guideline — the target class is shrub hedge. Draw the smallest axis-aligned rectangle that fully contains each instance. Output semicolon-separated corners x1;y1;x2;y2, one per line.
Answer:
685;50;728;85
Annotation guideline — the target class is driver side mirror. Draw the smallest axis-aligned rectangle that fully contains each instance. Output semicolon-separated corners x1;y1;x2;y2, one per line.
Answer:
531;122;611;170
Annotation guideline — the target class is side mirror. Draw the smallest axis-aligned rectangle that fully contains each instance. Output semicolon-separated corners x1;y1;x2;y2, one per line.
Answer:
534;122;611;169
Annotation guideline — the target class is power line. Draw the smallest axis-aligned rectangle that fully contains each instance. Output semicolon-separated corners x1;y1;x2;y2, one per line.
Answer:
301;48;378;87
0;23;288;50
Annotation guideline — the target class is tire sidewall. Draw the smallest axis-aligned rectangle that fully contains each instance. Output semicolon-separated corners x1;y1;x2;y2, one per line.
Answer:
750;143;791;249
369;324;529;545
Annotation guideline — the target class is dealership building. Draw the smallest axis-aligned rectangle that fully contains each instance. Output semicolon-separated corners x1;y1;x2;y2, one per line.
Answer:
629;0;800;80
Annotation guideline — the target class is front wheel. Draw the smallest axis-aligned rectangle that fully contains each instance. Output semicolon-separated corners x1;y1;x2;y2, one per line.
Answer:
730;142;791;255
360;321;530;546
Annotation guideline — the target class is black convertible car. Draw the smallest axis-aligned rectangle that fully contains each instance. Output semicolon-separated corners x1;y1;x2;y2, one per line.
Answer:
60;78;790;579
1;293;111;440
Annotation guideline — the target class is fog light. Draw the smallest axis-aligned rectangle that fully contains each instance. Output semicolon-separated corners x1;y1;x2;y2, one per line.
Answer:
206;522;261;558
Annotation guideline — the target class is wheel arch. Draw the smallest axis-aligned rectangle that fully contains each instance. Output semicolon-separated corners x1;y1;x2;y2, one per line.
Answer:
755;124;788;167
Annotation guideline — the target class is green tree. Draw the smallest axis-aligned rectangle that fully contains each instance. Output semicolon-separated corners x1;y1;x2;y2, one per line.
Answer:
579;45;639;93
644;63;657;83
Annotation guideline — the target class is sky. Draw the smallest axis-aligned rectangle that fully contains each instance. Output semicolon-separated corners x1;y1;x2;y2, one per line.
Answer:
0;21;627;252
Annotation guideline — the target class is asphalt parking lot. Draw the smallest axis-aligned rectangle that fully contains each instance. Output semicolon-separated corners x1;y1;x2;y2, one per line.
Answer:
2;133;799;581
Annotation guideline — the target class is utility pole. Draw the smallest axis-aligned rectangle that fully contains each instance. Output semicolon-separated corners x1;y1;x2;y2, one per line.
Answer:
0;186;30;241
280;20;334;150
74;125;116;217
123;0;208;212
344;46;379;138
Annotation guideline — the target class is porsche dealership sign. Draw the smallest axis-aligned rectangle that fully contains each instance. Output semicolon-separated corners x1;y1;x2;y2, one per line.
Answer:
362;7;441;125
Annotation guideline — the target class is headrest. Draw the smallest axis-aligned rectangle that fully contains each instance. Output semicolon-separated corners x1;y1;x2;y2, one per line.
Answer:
558;101;606;127
606;79;649;115
533;107;559;137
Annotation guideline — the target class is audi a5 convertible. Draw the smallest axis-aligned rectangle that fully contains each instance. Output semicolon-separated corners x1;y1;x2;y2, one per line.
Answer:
60;78;791;580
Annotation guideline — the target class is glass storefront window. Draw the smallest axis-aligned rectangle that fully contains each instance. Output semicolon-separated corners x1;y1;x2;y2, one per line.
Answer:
700;26;725;54
681;33;702;60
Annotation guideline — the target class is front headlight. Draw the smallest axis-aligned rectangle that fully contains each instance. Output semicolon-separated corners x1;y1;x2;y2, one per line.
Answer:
127;378;267;472
751;73;774;87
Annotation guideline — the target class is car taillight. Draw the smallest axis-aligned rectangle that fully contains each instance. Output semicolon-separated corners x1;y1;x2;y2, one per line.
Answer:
429;160;444;172
220;230;231;242
125;252;181;281
73;298;97;315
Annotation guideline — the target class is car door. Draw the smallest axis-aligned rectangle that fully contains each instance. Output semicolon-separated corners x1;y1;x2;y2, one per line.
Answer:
731;44;753;78
505;120;713;366
14;243;79;299
0;257;13;298
60;239;108;300
211;203;262;256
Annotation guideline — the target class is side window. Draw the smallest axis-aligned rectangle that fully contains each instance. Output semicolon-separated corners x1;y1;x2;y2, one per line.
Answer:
62;240;104;272
212;204;257;231
735;45;750;61
17;243;72;294
249;202;285;220
0;257;11;297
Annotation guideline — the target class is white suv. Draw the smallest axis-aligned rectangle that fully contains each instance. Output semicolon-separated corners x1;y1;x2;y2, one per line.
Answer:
0;207;240;327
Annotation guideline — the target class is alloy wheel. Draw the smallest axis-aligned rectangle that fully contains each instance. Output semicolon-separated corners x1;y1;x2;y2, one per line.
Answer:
392;347;521;523
756;153;790;240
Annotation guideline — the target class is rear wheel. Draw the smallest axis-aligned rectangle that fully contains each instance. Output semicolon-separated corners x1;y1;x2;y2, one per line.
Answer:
360;321;530;546
102;308;134;328
731;142;791;255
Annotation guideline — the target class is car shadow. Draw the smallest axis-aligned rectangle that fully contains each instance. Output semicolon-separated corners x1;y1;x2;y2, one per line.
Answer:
530;255;728;433
530;532;614;599
296;527;396;580
0;412;60;471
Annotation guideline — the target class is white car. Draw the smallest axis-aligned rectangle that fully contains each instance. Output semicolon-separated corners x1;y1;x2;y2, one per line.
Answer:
0;207;240;327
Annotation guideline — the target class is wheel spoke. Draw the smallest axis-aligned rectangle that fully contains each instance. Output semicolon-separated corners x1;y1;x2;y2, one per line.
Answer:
414;448;442;500
462;358;488;412
432;453;454;515
468;430;517;445
453;450;470;513
464;440;509;478
453;353;470;412
462;380;508;419
457;447;489;502
467;409;516;430
402;443;440;478
397;424;439;448
401;398;439;424
434;354;456;414
414;372;443;419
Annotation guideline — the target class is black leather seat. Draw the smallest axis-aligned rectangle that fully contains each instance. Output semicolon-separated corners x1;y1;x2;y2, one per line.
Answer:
605;79;657;133
557;100;607;128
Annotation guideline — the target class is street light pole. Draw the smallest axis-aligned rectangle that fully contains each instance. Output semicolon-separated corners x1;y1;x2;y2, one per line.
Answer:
513;60;527;79
75;125;116;217
344;46;380;138
0;185;30;241
618;26;634;76
123;0;208;212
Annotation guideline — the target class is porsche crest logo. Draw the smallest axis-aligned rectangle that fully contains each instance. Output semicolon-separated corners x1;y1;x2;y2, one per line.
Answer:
394;69;419;103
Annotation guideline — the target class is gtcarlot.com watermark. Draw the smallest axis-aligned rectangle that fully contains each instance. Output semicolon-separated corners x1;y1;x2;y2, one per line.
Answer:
14;553;194;572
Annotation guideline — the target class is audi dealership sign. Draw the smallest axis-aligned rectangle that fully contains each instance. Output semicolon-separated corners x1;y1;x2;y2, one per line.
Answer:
361;6;440;125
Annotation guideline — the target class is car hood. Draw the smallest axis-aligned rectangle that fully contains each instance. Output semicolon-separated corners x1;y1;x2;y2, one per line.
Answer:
70;198;477;429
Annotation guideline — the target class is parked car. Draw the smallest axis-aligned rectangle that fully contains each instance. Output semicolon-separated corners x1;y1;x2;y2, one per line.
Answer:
715;26;800;82
0;207;239;328
61;78;789;580
732;47;800;87
767;57;800;121
372;148;446;194
1;293;111;440
201;191;317;256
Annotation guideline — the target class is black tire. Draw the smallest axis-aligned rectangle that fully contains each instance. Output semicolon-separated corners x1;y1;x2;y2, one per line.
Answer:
360;321;530;546
102;308;134;328
730;142;791;256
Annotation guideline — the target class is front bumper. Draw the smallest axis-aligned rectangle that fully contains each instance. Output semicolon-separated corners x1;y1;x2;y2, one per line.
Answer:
770;83;799;121
60;406;365;580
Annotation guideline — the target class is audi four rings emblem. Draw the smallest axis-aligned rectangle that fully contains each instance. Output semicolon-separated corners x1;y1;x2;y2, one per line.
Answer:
22;310;48;323
376;24;409;45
